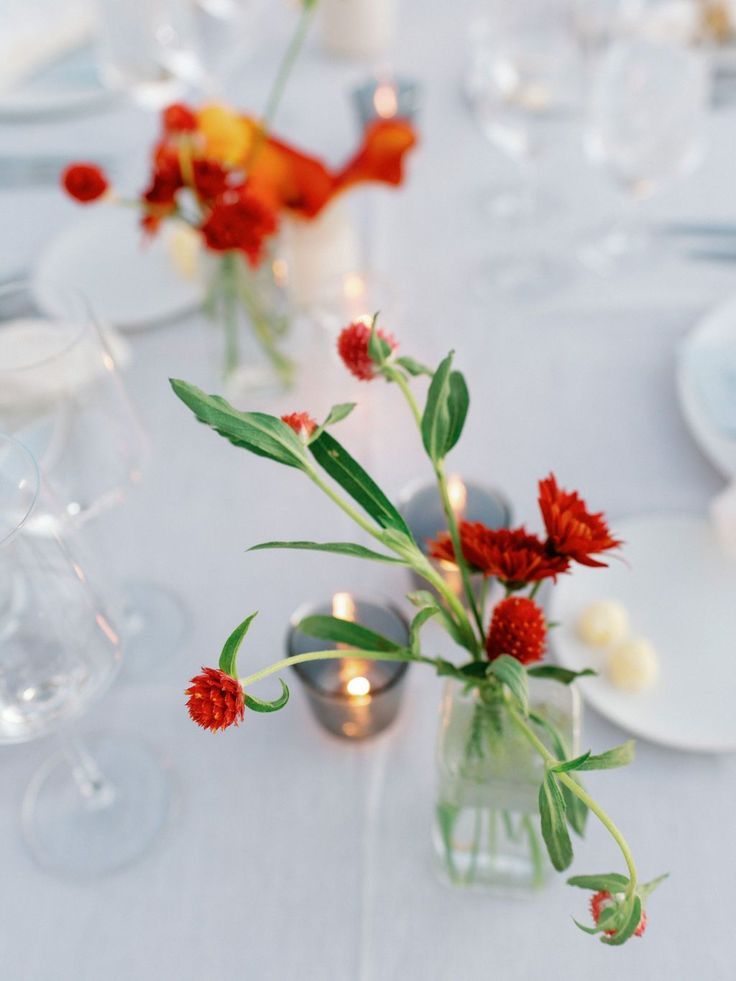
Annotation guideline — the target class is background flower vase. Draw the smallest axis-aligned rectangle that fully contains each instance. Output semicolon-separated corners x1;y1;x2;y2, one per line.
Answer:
434;676;581;891
320;0;397;59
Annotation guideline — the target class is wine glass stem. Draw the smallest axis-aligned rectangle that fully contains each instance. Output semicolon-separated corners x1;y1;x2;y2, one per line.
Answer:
63;736;117;810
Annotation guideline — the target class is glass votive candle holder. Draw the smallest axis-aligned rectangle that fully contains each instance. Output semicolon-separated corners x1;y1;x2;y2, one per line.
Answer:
398;475;512;601
352;76;422;128
286;594;410;740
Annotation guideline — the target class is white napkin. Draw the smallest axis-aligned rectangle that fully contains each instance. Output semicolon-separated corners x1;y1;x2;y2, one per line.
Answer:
0;0;94;95
711;480;736;558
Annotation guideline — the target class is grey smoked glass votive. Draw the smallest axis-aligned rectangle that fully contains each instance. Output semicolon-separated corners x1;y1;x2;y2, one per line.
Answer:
352;76;422;128
286;595;410;740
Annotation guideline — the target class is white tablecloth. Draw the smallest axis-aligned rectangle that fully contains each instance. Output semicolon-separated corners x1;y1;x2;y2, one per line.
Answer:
2;2;735;978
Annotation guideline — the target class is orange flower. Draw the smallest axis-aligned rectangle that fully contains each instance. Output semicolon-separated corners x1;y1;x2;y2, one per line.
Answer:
197;104;255;165
334;119;417;196
429;523;570;585
61;163;109;203
486;596;547;665
539;474;621;568
186;667;245;731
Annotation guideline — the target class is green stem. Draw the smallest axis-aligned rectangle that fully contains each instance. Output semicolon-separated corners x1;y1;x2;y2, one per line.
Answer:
220;253;240;376
505;701;639;894
261;2;316;134
239;647;428;688
234;260;294;386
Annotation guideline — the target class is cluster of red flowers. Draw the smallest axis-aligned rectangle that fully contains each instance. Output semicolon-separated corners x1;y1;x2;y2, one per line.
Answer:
62;102;418;269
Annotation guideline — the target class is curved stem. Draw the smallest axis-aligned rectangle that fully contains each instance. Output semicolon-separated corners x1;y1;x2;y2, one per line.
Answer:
306;468;384;541
505;702;638;894
239;648;431;688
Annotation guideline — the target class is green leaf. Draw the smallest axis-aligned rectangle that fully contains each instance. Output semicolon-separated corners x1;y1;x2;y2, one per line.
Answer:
445;371;469;453
601;896;642;946
404;590;475;653
407;590;436;608
567;873;631;892
248;540;405;564
539;773;574;871
298;615;405;653
578;740;635;771
309;431;412;536
368;314;393;365
244;679;290;713
527;665;597;685
530;711;589;836
421;352;454;462
488;655;528;716
219;612;258;677
639;872;669;901
310;402;357;441
170;380;307;469
550;751;592;774
573;918;602;936
409;606;438;654
396;355;433;377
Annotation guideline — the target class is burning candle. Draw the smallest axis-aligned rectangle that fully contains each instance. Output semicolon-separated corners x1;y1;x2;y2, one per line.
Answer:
399;477;512;600
352;76;422;129
286;593;410;740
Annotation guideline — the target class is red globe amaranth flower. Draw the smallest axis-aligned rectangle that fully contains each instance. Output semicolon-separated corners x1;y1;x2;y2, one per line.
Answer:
486;596;547;664
163;102;198;133
192;158;230;201
590;892;648;938
539;474;621;568
281;412;317;439
186;667;245;732
200;190;278;266
337;320;397;381
429;523;570;585
61;163;109;203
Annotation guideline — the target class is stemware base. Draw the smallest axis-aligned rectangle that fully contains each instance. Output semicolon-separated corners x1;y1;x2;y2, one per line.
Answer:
22;732;174;878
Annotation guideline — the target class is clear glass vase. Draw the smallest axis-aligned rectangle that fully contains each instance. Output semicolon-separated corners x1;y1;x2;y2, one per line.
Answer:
433;676;580;891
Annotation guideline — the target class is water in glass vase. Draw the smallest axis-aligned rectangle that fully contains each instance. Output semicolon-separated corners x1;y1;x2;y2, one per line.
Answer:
433;676;580;891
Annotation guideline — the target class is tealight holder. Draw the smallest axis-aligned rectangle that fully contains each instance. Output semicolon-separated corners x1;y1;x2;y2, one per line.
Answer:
398;476;512;600
352;77;422;129
286;594;410;740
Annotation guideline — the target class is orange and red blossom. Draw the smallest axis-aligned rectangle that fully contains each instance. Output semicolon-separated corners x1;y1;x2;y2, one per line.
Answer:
281;412;317;439
429;523;570;586
186;667;245;732
163;102;198;134
539;474;620;568
590;892;647;938
486;596;547;665
61;163;109;203
337;320;397;381
200;190;278;266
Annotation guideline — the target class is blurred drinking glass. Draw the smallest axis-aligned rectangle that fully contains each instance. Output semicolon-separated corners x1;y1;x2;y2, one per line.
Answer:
581;37;709;270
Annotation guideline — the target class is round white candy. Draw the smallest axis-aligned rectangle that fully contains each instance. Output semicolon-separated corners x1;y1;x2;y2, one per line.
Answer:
577;600;630;648
607;637;660;691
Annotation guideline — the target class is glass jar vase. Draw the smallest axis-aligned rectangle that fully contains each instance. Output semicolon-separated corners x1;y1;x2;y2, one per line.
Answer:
433;676;581;891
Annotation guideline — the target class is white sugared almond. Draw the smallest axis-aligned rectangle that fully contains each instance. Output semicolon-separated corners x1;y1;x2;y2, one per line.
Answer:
607;638;659;692
577;600;630;648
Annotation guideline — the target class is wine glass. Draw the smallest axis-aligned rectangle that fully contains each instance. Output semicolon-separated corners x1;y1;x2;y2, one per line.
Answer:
468;0;582;293
580;37;709;271
0;434;171;876
0;279;185;673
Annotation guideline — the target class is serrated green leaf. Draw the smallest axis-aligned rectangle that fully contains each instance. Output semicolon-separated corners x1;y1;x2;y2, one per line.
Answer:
601;896;642;946
539;773;574;871
488;655;528;716
170;380;307;469
219;612;258;677
567;872;630;892
421;352;454;462
550;751;592;774
409;606;438;654
309;431;412;536
527;665;597;684
395;355;433;377
445;370;469;453
578;740;635;771
248;540;405;564
244;679;290;713
298;615;405;653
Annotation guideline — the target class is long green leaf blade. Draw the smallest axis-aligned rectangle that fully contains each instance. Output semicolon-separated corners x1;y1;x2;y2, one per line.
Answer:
578;740;635;771
421;352;453;461
539;773;574;871
527;665;597;684
445;370;469;453
248;541;405;564
219;612;258;677
488;655;528;716
298;615;406;653
244;679;290;713
568;872;630;892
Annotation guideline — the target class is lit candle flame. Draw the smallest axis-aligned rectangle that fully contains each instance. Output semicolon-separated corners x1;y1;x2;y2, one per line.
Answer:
332;591;356;622
272;257;288;287
373;83;398;119
346;676;371;697
447;475;467;519
344;273;366;302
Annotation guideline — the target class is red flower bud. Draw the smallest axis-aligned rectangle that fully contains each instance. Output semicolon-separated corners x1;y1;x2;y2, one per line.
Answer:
337;320;397;381
163;103;198;134
61;163;109;203
486;596;546;665
281;412;317;439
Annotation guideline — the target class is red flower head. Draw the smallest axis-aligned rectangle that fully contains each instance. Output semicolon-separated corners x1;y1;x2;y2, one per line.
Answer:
192;158;230;201
281;412;317;440
163;102;198;134
486;596;547;664
61;163;109;203
186;666;245;732
429;523;570;585
337;319;397;381
590;892;647;938
539;474;621;568
200;189;278;266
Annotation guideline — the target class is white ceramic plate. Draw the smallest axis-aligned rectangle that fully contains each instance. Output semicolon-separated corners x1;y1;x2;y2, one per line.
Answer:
33;208;206;332
677;295;736;479
549;513;736;753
